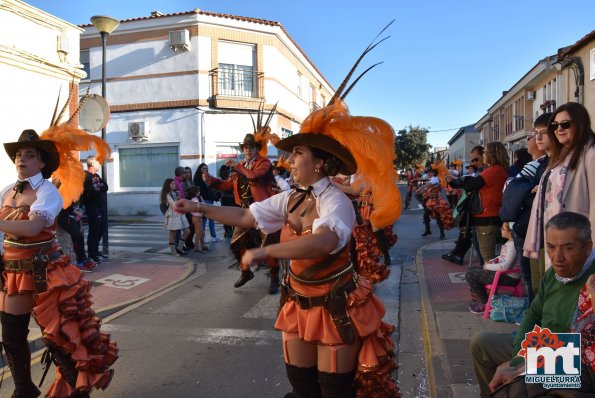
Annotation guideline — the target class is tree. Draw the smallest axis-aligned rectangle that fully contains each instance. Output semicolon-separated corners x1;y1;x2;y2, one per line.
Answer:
394;126;432;171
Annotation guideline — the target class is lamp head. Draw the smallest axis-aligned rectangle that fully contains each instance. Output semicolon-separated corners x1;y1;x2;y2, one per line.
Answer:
91;15;120;34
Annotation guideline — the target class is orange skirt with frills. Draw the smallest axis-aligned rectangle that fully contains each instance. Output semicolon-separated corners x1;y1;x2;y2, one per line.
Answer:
3;255;118;398
275;277;400;397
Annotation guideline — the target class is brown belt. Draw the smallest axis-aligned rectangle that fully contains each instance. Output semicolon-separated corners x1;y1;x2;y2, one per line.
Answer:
4;251;63;272
285;279;355;310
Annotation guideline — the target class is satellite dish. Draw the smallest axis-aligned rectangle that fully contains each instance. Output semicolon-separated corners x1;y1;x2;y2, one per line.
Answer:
78;94;110;133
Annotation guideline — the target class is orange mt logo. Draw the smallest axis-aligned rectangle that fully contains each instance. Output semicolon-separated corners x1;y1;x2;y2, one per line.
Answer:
519;325;581;389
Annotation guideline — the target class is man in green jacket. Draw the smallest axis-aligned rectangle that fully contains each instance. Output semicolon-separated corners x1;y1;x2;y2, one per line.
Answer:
470;211;595;397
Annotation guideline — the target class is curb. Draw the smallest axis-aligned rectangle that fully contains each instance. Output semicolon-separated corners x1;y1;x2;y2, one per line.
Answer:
25;256;197;357
416;239;455;398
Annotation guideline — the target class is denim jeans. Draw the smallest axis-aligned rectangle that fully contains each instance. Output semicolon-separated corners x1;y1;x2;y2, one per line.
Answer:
202;200;217;238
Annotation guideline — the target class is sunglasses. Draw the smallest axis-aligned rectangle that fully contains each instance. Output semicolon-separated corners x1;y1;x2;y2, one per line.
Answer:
550;120;572;131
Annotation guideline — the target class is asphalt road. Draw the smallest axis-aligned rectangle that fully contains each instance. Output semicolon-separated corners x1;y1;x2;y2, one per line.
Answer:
16;184;455;398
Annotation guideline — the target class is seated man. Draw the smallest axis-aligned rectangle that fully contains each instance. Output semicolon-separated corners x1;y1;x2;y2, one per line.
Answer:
470;212;595;397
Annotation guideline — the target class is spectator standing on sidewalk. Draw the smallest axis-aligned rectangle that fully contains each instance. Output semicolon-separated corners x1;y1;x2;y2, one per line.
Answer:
442;146;486;265
463;142;508;264
471;212;595;397
194;163;221;243
82;156;108;263
161;178;190;256
182;166;196;249
499;113;550;303
57;201;97;272
524;102;595;273
186;186;207;252
218;164;237;239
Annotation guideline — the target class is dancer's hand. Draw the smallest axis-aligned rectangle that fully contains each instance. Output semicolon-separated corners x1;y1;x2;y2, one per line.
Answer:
241;247;268;269
174;199;197;214
225;159;237;168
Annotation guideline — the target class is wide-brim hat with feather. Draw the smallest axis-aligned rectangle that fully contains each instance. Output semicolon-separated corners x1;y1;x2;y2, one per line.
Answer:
4;129;60;179
239;133;261;150
277;20;401;228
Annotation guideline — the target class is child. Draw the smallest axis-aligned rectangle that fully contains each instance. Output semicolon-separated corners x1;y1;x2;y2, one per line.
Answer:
186;186;207;253
465;222;520;314
160;178;191;256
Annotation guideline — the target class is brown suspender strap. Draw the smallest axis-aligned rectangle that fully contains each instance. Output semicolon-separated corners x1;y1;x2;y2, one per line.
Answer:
297;250;344;281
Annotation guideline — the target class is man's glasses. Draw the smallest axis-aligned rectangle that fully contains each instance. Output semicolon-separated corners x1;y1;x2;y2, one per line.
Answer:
550;120;572;131
470;157;480;163
526;133;535;141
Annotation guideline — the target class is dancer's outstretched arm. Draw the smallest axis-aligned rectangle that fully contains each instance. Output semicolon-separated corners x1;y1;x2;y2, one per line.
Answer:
175;198;255;229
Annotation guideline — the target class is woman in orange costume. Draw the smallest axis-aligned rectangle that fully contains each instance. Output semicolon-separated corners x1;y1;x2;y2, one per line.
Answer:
1;105;117;397
332;174;397;284
175;98;400;397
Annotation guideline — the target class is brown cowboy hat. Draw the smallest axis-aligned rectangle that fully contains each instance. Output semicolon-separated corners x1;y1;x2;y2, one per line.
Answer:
4;129;60;179
239;133;261;150
275;133;356;175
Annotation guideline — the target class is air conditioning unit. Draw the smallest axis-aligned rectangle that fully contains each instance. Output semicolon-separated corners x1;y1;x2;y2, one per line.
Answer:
527;91;536;101
128;122;148;140
168;29;190;52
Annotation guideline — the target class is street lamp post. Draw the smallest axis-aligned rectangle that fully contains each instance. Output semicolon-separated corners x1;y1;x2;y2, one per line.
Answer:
91;15;119;257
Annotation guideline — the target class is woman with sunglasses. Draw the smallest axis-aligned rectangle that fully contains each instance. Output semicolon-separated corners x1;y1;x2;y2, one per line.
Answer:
524;102;595;271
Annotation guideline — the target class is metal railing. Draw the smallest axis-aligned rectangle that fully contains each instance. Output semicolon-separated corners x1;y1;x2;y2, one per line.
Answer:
211;66;261;98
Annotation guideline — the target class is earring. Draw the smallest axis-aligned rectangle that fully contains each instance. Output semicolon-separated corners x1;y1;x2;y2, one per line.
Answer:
315;168;320;173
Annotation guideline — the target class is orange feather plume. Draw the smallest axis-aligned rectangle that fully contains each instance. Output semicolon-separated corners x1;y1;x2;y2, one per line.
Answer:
432;159;448;187
41;123;111;208
274;155;291;171
256;126;282;158
451;159;464;172
299;100;401;228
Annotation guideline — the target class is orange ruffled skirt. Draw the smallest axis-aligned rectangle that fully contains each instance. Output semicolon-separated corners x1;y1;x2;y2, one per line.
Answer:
275;277;399;397
3;254;118;397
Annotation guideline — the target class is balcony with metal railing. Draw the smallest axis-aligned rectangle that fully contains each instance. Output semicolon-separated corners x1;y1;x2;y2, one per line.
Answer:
209;66;264;109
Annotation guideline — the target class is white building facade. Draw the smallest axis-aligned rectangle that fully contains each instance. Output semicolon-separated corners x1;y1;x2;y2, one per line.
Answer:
0;0;84;187
81;10;334;216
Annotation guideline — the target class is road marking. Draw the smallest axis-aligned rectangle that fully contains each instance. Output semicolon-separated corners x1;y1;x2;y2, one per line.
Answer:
186;327;280;346
448;272;467;284
94;274;150;289
242;294;279;320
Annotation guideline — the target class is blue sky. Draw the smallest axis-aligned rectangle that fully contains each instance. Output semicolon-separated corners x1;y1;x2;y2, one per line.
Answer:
27;0;595;148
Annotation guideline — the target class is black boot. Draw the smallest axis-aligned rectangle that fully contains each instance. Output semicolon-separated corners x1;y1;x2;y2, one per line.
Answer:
44;341;92;398
285;363;320;398
318;370;355;398
233;269;254;288
1;312;41;398
422;222;432;237
374;230;391;266
268;267;280;295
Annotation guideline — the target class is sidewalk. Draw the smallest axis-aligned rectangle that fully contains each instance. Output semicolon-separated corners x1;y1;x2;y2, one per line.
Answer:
417;240;518;398
19;250;197;355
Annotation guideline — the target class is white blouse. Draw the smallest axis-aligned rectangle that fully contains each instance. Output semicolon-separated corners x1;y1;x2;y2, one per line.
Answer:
0;172;64;227
250;176;355;254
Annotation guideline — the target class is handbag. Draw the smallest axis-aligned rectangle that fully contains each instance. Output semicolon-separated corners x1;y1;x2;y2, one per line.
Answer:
468;191;483;215
489;294;529;323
